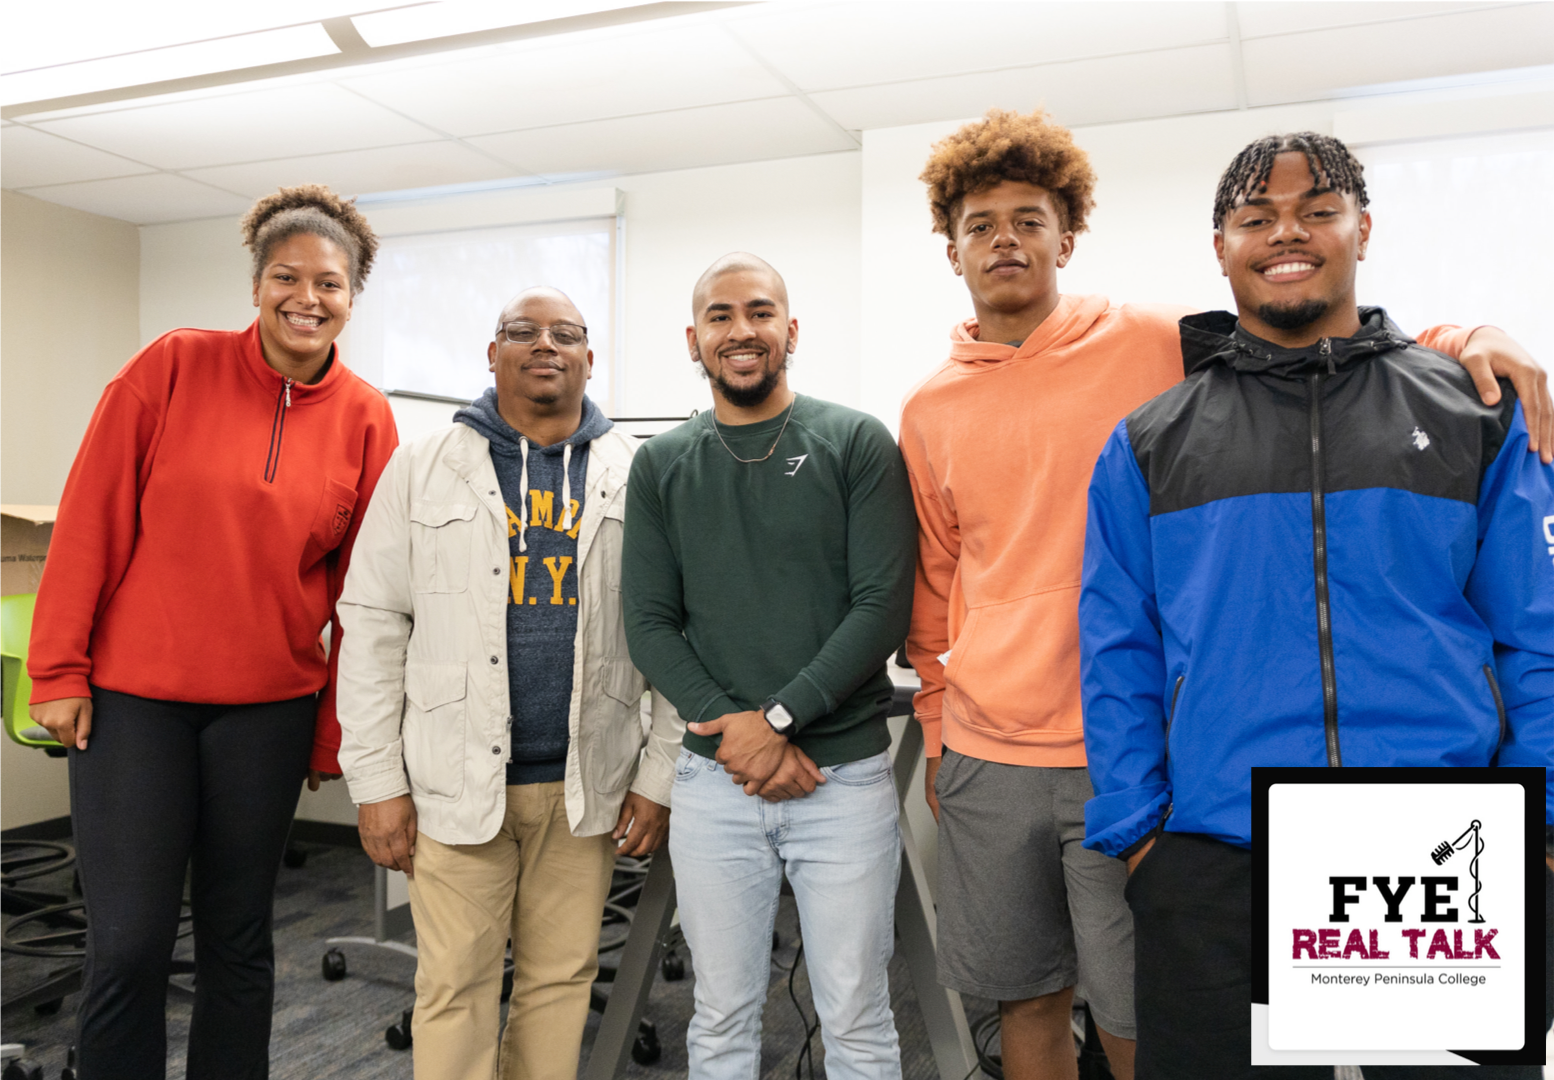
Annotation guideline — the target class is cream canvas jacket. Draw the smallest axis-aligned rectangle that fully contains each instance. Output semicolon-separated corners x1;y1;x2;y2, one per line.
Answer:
336;422;682;845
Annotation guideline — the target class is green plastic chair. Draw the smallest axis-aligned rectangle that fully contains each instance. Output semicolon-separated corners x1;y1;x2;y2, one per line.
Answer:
1;593;62;750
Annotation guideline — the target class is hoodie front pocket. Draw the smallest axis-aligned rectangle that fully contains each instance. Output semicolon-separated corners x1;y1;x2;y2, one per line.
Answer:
403;661;468;799
409;501;477;593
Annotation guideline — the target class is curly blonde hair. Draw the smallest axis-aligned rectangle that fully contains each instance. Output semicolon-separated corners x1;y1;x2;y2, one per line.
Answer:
920;108;1097;237
240;184;379;295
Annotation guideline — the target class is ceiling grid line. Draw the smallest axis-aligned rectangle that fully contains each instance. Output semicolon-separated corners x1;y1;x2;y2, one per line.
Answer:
329;80;550;184
719;24;861;148
1226;3;1249;111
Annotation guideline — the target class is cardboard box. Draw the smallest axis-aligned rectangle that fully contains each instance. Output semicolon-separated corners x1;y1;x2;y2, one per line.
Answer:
1;506;57;597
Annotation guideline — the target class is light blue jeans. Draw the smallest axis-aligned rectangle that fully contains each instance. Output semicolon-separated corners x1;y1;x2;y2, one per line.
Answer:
669;747;903;1080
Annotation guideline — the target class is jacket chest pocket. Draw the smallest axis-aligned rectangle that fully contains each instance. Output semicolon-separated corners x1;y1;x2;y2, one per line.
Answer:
308;477;359;555
402;661;468;800
410;501;478;592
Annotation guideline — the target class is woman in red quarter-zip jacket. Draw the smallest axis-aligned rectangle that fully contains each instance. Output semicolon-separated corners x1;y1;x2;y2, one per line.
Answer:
27;184;398;1080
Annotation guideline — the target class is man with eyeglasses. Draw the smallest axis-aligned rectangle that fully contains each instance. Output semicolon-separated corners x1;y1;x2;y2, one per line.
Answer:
335;287;682;1080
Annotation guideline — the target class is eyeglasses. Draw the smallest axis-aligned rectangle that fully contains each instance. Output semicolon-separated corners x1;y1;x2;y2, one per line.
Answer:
498;321;588;346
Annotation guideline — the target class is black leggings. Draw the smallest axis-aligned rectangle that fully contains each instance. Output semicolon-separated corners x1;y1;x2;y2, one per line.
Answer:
69;686;315;1080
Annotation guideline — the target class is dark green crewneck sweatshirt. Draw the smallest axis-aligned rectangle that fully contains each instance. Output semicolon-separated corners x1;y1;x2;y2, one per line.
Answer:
622;395;916;767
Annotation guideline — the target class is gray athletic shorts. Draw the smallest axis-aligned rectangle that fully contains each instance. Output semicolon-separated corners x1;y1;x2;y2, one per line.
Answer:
933;749;1135;1038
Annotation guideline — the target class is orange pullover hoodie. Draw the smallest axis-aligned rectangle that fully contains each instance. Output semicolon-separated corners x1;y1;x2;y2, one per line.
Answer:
898;295;1474;767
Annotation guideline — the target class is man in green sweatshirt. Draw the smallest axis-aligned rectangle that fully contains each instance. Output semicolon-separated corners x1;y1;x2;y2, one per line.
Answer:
623;253;916;1079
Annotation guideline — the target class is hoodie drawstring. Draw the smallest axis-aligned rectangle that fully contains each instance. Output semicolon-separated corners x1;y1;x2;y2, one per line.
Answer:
517;438;529;554
560;444;574;533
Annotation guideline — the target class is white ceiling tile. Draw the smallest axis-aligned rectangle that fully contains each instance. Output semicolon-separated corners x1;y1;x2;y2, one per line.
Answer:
17;173;252;224
466;98;856;178
1236;2;1489;39
339;23;789;137
2;124;155;187
734;1;1231;92
1243;5;1554;106
810;43;1239;132
30;83;440;170
181;140;529;199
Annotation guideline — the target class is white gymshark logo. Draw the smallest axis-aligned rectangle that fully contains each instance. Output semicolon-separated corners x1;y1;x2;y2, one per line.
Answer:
785;454;808;476
1411;427;1431;451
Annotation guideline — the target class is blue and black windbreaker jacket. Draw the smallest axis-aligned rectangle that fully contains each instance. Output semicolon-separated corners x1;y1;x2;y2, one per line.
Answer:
1080;308;1554;856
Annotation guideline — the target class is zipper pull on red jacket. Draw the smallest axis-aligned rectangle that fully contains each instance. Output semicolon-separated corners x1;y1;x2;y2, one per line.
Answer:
284;378;293;407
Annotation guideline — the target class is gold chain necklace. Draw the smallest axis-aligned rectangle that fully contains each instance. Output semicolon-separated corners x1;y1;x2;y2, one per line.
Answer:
711;396;796;464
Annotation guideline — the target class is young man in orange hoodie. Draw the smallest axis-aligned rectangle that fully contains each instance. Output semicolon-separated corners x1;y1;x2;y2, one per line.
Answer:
897;108;1552;1080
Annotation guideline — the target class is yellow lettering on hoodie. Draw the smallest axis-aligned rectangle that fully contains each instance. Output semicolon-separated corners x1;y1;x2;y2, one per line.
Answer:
564;499;581;539
529;490;554;529
505;505;522;538
510;555;528;604
543;556;572;605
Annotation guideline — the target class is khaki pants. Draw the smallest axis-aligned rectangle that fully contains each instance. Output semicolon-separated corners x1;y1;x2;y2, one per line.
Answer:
407;782;616;1080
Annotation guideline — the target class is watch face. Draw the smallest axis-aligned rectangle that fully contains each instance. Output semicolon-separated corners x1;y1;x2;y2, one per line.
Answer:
766;703;793;731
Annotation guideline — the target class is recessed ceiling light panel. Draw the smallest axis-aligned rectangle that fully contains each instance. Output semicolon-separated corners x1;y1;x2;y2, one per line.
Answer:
0;24;342;107
352;0;665;47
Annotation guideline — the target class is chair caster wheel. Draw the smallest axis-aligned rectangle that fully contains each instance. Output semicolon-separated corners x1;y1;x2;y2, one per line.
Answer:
2;1059;42;1080
631;1030;661;1065
282;846;308;869
321;948;347;981
385;1008;413;1050
60;1046;78;1080
660;951;685;981
32;998;62;1016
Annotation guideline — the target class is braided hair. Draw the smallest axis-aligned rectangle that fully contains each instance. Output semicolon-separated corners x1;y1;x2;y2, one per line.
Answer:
1212;132;1368;229
239;184;379;296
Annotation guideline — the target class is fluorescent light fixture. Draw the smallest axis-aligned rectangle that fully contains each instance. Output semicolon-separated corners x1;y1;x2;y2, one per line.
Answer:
352;0;667;47
0;24;341;107
2;2;394;75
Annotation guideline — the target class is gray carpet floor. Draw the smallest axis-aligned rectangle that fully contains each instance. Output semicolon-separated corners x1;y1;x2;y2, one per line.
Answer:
4;840;1444;1079
2;841;956;1079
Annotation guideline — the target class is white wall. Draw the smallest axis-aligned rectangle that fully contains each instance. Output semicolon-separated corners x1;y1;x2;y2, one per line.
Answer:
859;86;1554;432
3;191;141;507
138;151;864;432
1;191;140;830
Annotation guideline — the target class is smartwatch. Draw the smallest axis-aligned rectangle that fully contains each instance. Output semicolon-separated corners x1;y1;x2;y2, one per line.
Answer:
762;698;795;735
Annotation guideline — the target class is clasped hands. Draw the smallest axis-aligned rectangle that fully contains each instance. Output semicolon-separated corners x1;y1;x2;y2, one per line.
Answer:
686;710;826;802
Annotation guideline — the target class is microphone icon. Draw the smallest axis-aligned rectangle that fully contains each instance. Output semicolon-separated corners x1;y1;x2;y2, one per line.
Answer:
1426;819;1484;923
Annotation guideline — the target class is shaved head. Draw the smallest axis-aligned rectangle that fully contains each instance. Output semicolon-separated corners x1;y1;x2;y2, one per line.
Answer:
496;286;584;332
691;252;788;319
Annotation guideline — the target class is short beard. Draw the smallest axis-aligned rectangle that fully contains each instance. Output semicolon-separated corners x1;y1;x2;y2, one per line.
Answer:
695;340;792;409
1257;299;1329;332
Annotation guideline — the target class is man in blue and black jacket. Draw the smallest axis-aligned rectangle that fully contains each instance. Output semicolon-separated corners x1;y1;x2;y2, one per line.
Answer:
1079;132;1554;1079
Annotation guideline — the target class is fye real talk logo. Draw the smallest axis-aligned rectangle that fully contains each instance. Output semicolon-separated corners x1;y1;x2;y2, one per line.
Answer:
1293;819;1498;984
1261;778;1532;1060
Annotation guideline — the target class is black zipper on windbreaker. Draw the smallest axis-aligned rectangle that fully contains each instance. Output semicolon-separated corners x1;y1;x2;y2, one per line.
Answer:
1310;345;1342;767
1161;674;1185;825
263;378;293;483
1483;664;1508;758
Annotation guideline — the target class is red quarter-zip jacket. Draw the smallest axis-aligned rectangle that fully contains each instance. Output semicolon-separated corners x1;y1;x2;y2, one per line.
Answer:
28;322;399;773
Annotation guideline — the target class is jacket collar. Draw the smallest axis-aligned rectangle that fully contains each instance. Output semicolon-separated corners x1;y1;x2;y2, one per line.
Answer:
1179;306;1413;379
235;319;349;403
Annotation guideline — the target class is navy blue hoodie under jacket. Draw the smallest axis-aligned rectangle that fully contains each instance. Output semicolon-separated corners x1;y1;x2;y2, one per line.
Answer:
1080;308;1554;855
454;390;613;784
